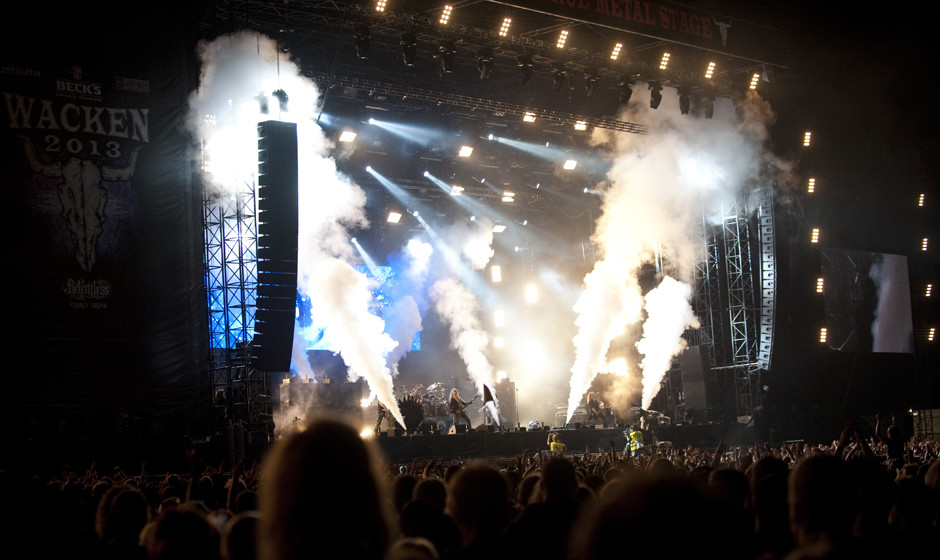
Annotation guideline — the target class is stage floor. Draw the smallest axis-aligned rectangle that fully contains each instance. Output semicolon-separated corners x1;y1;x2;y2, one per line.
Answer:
373;423;756;463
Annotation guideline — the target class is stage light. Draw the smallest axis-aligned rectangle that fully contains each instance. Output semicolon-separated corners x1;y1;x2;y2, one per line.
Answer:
574;120;588;131
810;228;820;243
926;283;932;297
458;145;473;157
929;327;936;341
922;238;929;251
563;159;577;170
803;131;812;146
491;265;502;283
618;76;633;104
437;40;456;74
807;178;815;193
816;278;824;293
477;46;494;79
918;193;925;206
584;70;599;98
551;61;567;91
502;191;515;202
556;29;569;49
339;130;357;142
499;17;512;37
525;284;538;303
353;24;371;60
704;61;716;79
523;111;536;123
400;32;418;67
439;4;452;25
610;42;622;60
272;89;288;111
648;81;662;109
451;185;464;195
387;211;402;223
375;0;386;12
518;54;533;85
677;84;691;115
492;224;507;233
749;72;761;90
819;327;828;343
659;52;670;70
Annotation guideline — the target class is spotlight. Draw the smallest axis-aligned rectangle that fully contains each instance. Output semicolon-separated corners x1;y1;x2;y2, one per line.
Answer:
400;32;417;67
618;76;633;104
677;84;691;115
353;24;371;60
648;81;662;109
551;61;567;91
584;70;599;98
272;89;288;112
517;54;533;85
477;46;494;80
437;40;456;75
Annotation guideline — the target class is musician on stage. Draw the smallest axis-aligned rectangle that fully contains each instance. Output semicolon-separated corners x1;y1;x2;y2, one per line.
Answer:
587;391;608;427
449;388;472;430
374;401;390;433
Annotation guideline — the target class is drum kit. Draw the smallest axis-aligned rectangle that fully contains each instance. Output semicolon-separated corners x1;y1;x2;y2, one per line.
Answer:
396;382;449;419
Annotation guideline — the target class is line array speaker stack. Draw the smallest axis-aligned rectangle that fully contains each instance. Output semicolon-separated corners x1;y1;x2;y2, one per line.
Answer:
680;346;707;422
255;121;298;372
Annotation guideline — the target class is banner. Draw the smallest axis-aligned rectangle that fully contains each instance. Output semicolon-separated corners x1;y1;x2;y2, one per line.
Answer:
2;2;208;451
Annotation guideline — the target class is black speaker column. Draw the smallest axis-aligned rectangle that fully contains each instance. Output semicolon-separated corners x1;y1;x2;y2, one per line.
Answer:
255;121;298;371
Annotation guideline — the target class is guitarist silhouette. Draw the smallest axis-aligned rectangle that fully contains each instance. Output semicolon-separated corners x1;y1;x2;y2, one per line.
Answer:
449;388;475;430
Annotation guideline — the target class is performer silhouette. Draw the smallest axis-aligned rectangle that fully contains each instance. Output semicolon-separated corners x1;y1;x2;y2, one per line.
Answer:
449;388;472;430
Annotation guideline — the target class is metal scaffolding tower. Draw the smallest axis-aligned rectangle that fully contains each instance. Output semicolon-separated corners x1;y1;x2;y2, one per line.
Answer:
203;178;271;442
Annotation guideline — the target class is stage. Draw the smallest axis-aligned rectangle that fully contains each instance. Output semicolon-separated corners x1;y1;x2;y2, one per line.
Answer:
373;422;757;463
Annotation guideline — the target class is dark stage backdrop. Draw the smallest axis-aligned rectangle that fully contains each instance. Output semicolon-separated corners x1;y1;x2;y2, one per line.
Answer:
2;2;207;470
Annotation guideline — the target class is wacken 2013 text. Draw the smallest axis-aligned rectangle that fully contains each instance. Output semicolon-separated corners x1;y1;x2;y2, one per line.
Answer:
3;92;150;143
543;0;713;40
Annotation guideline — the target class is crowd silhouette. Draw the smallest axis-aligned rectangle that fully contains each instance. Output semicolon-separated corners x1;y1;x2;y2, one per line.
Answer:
1;413;938;559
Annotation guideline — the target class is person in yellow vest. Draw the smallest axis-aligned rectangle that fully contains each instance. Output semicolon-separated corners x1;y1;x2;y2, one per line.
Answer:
627;425;644;457
547;432;566;454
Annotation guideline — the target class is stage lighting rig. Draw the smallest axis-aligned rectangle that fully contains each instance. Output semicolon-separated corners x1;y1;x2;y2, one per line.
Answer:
648;81;662;109
353;24;371;60
584;69;600;98
477;46;494;80
701;85;715;118
400;32;418;67
677;84;691;115
551;61;567;92
518;54;534;85
272;89;288;112
618;76;633;104
437;40;456;75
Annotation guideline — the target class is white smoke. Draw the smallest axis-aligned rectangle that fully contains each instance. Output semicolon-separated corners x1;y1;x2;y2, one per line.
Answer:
188;30;405;428
636;276;700;408
566;88;776;422
430;277;497;396
869;254;914;353
383;239;434;375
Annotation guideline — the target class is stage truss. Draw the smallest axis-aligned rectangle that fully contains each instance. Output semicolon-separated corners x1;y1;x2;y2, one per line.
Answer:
203;179;272;440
